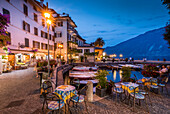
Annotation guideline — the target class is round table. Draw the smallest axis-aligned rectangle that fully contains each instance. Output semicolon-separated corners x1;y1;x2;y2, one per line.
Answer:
55;85;76;103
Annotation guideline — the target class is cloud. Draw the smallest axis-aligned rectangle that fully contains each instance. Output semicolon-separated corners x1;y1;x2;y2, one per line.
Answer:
97;30;108;33
116;33;127;35
93;24;101;27
97;29;117;34
138;24;157;28
112;15;134;25
145;15;167;21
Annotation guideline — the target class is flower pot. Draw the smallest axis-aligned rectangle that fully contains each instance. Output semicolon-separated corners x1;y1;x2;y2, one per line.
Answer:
96;87;107;97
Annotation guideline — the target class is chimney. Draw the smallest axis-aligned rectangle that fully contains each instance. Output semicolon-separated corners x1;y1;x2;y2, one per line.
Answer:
40;0;44;7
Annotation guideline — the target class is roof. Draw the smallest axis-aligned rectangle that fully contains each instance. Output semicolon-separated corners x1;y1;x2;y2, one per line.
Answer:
56;15;77;27
77;34;86;41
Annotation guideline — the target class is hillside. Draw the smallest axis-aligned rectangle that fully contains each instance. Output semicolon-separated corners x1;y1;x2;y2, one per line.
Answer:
105;27;170;60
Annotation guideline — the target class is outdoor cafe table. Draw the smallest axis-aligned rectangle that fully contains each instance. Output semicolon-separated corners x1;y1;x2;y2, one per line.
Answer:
54;85;77;103
121;82;139;93
120;82;139;104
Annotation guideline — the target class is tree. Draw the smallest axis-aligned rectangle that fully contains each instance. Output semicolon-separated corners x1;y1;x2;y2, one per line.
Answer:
0;13;10;47
161;0;170;47
94;37;105;48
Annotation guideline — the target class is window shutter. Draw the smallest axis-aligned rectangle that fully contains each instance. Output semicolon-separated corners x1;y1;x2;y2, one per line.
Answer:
28;24;30;32
23;21;25;30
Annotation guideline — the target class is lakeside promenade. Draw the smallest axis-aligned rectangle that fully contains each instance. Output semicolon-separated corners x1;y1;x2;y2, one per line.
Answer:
95;60;170;64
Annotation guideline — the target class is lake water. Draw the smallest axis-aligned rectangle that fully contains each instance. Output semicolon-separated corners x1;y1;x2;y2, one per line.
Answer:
106;70;144;83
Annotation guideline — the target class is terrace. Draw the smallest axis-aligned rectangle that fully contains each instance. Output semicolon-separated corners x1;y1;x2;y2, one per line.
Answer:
0;63;169;114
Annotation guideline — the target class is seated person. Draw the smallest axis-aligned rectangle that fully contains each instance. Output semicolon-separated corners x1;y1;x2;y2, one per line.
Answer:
157;65;168;83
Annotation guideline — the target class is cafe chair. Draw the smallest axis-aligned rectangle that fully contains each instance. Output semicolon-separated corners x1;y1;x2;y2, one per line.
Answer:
158;76;169;94
42;92;65;114
129;86;149;112
41;80;55;100
149;78;161;94
69;85;89;114
138;82;152;106
110;80;124;102
70;78;80;91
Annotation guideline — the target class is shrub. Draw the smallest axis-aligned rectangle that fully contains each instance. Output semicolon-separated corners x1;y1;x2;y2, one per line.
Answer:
95;70;109;89
121;66;131;82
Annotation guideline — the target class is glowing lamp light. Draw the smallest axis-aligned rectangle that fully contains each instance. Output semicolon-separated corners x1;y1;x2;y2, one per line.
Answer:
119;54;123;57
44;12;50;18
46;19;51;25
58;44;63;48
103;52;106;56
113;54;117;57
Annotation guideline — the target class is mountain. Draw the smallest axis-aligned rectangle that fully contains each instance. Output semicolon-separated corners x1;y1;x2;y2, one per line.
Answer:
105;27;170;61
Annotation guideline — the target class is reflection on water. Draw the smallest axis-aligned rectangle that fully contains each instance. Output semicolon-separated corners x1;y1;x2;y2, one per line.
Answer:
107;70;143;83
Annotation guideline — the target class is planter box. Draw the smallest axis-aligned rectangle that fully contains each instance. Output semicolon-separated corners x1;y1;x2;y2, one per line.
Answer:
96;87;107;97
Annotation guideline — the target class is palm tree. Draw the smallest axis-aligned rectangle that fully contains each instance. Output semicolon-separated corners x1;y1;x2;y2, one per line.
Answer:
94;37;105;48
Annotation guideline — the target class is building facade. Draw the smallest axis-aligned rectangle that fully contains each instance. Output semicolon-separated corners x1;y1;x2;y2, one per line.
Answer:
0;0;95;65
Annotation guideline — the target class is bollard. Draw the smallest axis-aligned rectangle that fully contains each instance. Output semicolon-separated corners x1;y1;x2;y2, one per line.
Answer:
86;81;93;102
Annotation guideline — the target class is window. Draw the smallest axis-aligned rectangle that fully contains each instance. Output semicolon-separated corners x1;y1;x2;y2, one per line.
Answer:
41;31;44;37
78;49;82;53
58;21;63;27
25;38;29;47
6;32;11;45
23;21;30;32
50;45;53;50
84;49;90;53
45;44;47;50
3;8;10;23
41;43;46;50
49;34;51;40
34;13;38;22
52;36;55;41
52;26;55;31
45;32;47;39
56;32;62;38
33;6;37;11
23;4;28;16
34;27;38;36
42;19;45;27
33;41;40;49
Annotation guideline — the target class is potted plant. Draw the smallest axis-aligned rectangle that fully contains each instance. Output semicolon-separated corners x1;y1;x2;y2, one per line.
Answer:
95;70;109;97
121;66;131;82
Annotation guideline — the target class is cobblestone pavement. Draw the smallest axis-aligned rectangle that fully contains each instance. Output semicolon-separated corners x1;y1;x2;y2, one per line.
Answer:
0;68;170;114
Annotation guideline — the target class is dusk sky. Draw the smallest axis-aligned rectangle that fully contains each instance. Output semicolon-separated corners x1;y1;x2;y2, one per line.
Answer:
44;0;169;47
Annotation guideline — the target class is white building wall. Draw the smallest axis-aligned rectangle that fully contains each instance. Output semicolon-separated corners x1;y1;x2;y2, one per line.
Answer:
55;20;68;61
0;0;54;54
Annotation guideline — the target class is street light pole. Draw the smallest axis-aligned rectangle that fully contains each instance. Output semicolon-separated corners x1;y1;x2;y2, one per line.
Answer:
47;24;50;77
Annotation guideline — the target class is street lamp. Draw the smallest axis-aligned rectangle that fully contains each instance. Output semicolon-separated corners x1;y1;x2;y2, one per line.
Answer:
44;6;51;77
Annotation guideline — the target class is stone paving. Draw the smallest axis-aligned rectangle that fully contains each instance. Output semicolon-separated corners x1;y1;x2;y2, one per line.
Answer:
0;68;169;114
